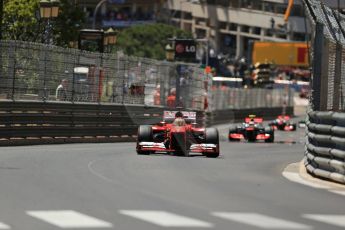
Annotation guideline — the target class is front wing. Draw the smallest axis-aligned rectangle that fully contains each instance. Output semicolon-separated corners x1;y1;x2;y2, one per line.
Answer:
137;142;218;153
229;132;271;140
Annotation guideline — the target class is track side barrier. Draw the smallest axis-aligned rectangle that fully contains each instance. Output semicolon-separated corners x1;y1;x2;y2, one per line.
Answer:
0;101;291;146
305;111;345;184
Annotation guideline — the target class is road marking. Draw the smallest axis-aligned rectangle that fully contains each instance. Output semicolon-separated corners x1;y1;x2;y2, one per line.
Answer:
282;172;331;189
119;210;213;227
26;210;113;228
0;222;10;229
303;214;345;228
212;212;310;229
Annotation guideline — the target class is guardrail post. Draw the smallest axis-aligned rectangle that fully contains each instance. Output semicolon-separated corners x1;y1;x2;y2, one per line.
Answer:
333;43;342;111
312;23;328;111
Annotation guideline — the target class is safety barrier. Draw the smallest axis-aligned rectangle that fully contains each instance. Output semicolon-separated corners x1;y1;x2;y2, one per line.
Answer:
305;111;345;184
207;107;293;126
0;100;292;146
302;0;345;184
0;101;203;146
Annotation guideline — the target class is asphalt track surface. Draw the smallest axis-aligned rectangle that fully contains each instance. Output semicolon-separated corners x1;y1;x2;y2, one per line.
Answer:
0;122;344;230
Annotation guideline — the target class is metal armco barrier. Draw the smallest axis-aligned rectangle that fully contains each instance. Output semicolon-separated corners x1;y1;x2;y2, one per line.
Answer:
206;107;294;126
0;101;291;146
305;111;345;184
0;101;202;146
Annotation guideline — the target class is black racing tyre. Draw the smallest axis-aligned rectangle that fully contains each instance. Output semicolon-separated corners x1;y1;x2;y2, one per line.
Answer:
137;125;153;155
264;126;274;143
228;125;239;142
204;128;219;158
290;123;297;131
137;125;153;142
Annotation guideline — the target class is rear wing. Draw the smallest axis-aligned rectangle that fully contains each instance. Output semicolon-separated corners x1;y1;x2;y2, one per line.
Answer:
245;117;263;123
277;115;290;120
163;111;196;124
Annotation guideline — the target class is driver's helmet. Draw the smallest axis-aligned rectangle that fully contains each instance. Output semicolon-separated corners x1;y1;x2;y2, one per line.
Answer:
249;118;255;125
175;111;184;118
173;111;186;126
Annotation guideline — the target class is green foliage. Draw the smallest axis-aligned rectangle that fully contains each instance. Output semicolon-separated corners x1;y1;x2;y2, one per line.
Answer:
53;0;85;47
3;0;42;42
116;23;193;60
2;0;85;46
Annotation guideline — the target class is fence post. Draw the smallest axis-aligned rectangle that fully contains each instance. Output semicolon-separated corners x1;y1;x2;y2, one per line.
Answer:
333;42;342;111
11;43;17;101
311;23;328;111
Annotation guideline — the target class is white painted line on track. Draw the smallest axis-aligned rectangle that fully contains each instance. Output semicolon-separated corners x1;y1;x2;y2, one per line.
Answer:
27;210;113;228
212;212;311;229
282;172;331;189
303;214;345;228
0;222;10;229
119;210;213;228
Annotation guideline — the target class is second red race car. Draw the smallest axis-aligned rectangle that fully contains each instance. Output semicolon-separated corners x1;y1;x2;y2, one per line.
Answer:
269;115;297;131
228;115;274;142
136;111;220;158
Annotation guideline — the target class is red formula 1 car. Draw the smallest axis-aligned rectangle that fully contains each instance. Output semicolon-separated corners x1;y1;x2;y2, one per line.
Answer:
228;115;274;142
269;115;297;131
136;111;219;158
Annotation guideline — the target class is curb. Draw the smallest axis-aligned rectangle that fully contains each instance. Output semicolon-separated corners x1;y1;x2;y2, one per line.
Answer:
283;161;345;192
298;161;345;189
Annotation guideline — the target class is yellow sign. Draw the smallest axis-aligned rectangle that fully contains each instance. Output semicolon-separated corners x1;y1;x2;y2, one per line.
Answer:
252;42;309;67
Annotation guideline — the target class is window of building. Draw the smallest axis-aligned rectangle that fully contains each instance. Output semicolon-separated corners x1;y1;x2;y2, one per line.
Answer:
195;29;207;39
277;33;287;39
216;0;230;7
275;3;286;14
184;12;193;20
293;32;307;41
290;5;305;17
253;27;261;35
263;2;274;13
206;0;216;4
241;25;250;33
229;23;237;31
265;29;273;37
219;22;228;30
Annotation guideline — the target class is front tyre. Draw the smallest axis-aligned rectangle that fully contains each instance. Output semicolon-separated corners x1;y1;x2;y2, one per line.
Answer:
264;126;274;143
229;125;240;142
204;128;220;158
137;125;153;155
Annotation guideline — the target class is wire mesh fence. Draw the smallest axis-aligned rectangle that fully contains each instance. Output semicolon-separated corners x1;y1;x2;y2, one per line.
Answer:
304;0;345;111
0;40;290;111
0;40;208;110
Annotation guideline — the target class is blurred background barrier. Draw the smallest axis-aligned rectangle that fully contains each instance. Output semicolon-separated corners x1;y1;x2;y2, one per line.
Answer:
304;0;345;184
0;101;204;146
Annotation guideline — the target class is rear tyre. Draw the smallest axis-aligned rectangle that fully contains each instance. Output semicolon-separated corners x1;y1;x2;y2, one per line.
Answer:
137;125;153;155
264;126;274;143
204;128;219;158
290;123;297;131
228;125;239;142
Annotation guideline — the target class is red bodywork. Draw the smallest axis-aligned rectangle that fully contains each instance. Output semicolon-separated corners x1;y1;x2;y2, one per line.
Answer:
229;116;272;141
270;115;296;131
137;111;219;154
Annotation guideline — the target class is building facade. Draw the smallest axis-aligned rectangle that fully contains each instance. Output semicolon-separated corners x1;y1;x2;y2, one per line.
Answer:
164;0;311;59
164;0;345;59
76;0;164;29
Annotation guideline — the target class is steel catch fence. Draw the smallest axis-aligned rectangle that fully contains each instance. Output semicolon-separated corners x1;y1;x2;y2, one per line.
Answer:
0;40;291;111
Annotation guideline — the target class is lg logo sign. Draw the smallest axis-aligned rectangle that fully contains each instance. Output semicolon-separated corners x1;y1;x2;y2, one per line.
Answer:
174;39;196;59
